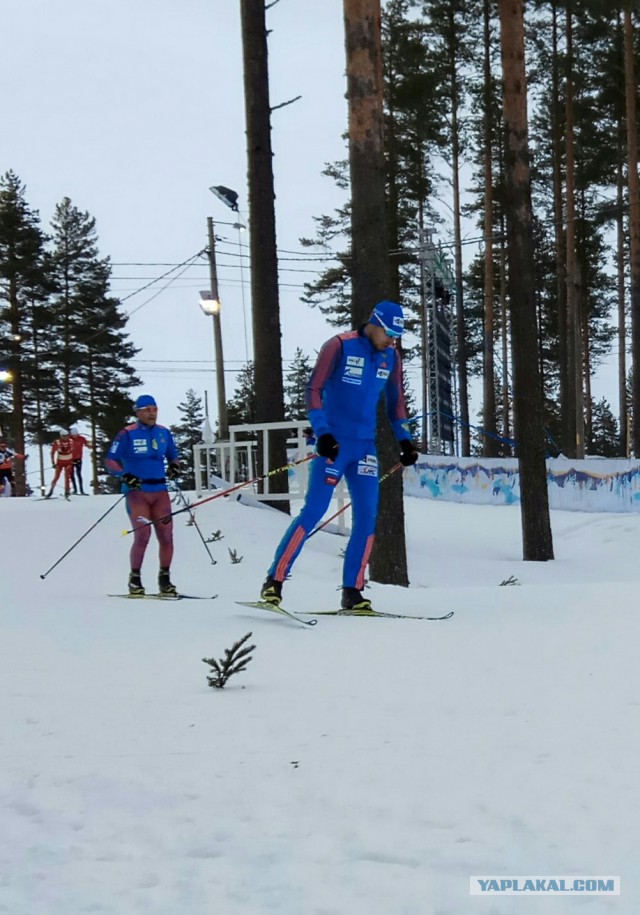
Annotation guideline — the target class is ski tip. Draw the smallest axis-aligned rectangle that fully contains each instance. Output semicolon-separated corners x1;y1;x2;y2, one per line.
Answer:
235;600;317;627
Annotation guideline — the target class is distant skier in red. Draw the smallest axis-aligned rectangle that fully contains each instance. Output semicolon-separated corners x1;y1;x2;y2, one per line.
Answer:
47;431;74;499
69;425;93;495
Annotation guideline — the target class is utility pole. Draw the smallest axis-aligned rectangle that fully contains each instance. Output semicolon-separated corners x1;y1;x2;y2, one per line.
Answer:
206;217;228;441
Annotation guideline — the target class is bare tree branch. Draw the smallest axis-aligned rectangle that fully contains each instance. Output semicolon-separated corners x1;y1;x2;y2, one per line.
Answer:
271;95;302;113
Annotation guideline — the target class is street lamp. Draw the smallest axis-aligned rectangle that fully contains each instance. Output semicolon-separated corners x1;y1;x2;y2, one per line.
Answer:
210;185;239;212
200;216;228;441
202;184;249;443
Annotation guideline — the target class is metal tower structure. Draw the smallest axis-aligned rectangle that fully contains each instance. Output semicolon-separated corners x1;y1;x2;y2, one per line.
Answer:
420;231;456;455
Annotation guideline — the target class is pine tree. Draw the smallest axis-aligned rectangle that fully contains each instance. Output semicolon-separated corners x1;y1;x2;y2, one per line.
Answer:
171;389;205;489
0;170;47;494
589;397;620;457
45;198;141;490
227;362;256;430
284;348;312;420
498;0;553;560
240;0;288;511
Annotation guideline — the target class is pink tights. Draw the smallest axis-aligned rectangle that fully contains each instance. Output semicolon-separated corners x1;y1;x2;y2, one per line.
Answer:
126;489;174;570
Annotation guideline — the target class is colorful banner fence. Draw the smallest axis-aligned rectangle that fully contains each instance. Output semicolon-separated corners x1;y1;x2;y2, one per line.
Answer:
402;455;640;513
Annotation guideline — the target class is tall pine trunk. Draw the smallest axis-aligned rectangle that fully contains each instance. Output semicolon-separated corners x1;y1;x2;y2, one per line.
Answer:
8;277;26;495
551;0;568;454
624;2;640;456
498;0;554;561
240;0;288;510
617;155;628;454
344;0;408;585
564;1;583;458
482;0;497;457
447;6;470;457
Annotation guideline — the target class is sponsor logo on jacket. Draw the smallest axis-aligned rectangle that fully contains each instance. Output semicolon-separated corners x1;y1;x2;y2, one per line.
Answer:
343;355;365;385
358;454;378;475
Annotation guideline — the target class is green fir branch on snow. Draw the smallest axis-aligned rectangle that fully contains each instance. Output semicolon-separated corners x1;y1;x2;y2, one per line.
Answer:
202;632;255;689
228;548;243;564
206;530;224;543
499;575;520;586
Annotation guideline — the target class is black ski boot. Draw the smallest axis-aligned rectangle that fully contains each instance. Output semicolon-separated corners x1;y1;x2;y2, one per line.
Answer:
128;570;145;596
260;576;283;606
340;587;373;613
158;567;178;597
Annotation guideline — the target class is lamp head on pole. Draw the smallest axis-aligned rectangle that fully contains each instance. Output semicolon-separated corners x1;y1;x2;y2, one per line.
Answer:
199;290;221;316
209;185;239;212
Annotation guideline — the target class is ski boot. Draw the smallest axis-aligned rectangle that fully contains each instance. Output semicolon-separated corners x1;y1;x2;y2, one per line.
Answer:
340;587;374;615
158;567;178;597
260;576;283;607
128;570;145;596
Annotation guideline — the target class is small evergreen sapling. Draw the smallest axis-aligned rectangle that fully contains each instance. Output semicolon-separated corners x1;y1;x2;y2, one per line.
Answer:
202;632;255;689
500;575;520;586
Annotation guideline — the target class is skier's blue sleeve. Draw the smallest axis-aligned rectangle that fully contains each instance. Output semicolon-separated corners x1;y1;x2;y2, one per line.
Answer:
165;430;180;465
105;427;130;476
385;349;413;441
305;336;343;437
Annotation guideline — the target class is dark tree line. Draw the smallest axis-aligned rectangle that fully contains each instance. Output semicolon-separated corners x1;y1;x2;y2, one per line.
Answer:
302;0;640;464
0;171;140;494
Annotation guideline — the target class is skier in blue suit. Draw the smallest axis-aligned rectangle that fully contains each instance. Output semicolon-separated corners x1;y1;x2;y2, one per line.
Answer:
261;300;419;612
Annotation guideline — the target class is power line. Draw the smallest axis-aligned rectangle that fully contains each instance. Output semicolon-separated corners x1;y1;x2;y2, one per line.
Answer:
119;250;206;303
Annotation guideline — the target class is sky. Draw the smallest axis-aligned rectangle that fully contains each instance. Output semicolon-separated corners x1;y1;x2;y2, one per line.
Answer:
1;0;351;428
1;0;620;440
1;484;637;912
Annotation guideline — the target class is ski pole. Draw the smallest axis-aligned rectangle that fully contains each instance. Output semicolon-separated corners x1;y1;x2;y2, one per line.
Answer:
308;461;403;538
170;483;217;565
121;454;316;535
40;493;127;580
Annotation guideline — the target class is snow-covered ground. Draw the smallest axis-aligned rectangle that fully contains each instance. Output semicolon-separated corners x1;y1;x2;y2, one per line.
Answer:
1;489;638;914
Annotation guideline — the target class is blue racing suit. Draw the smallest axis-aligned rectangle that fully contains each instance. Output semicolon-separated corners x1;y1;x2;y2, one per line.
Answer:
105;421;180;572
268;329;412;589
105;421;179;492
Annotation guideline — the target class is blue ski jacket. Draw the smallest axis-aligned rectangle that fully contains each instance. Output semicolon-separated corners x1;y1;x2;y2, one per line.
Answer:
105;421;179;492
306;329;411;442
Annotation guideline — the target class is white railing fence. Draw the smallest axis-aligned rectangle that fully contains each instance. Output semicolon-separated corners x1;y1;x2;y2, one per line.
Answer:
192;420;348;532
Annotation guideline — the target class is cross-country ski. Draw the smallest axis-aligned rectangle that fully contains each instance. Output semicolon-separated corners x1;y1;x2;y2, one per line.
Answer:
236;600;317;626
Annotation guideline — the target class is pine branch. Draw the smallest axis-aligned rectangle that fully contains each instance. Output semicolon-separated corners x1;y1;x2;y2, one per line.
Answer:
202;632;255;688
206;530;224;543
228;548;243;564
499;575;520;586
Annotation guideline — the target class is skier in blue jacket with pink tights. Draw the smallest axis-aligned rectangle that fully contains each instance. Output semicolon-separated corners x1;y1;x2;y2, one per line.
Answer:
261;300;419;612
106;394;181;597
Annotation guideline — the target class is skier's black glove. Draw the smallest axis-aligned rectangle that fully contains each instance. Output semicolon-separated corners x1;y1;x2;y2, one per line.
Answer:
316;433;339;460
399;439;419;467
167;464;181;481
121;472;142;489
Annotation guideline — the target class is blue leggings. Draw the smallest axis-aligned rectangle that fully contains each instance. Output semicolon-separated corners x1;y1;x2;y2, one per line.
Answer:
268;438;379;589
